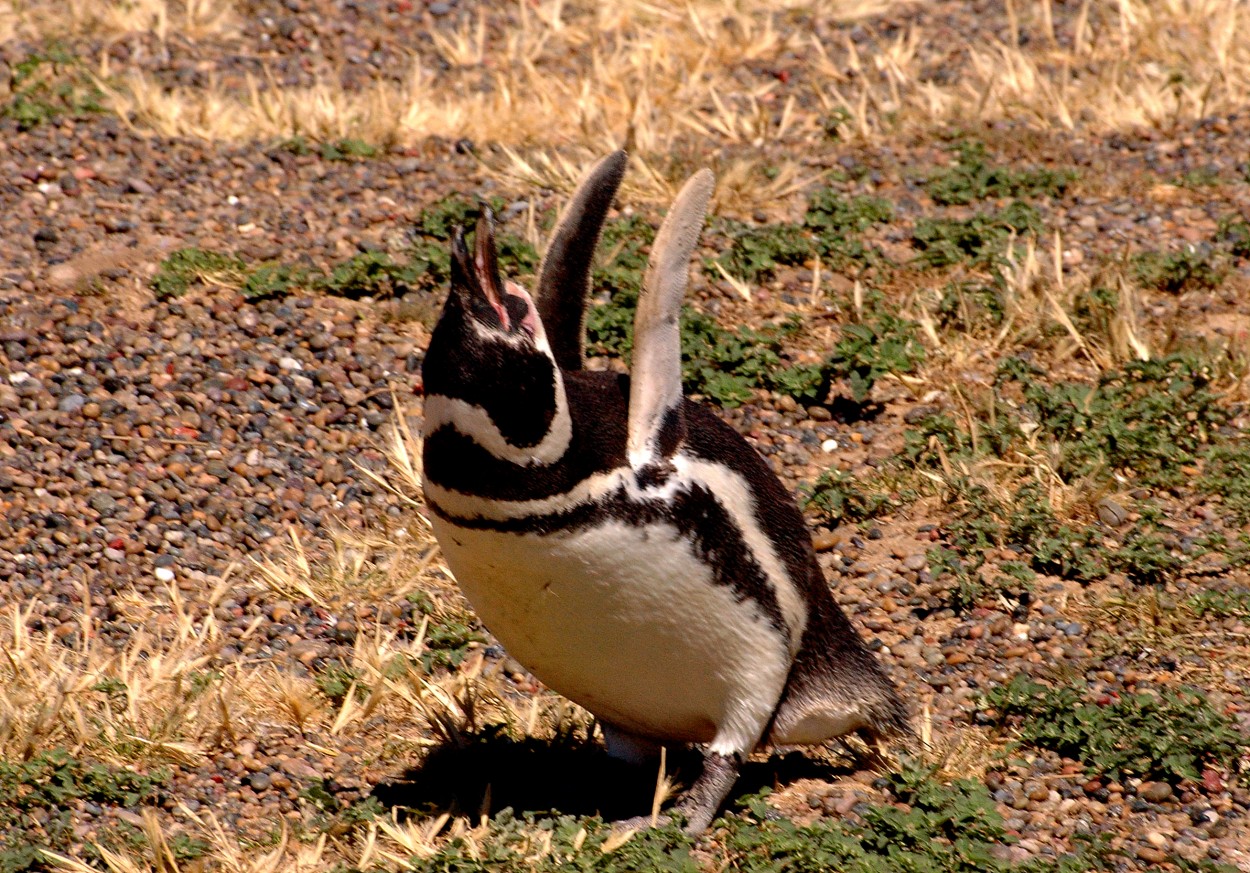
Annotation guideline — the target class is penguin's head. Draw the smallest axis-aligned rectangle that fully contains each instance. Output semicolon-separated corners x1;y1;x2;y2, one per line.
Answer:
422;211;569;460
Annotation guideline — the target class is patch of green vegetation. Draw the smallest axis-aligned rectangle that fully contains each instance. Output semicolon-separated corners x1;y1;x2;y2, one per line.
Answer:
942;482;1106;587
406;810;698;873
406;592;486;672
984;674;1247;786
935;280;1007;332
827;309;927;403
802;468;900;524
714;220;811;283
151;248;245;300
3;47;106;130
679;315;803;406
721;763;1107;873
1015;355;1226;489
1178;166;1221;188
899;358;1223;605
803;189;893;271
400;760;1107;873
241;262;313;301
319;138;378;161
589;218;856;407
0;750;166;873
319;251;424;299
302;782;384;839
585;215;659;360
1216;214;1250;260
1131;246;1228;294
913;201;1041;269
152;197;539;302
926;142;1077;206
1188;586;1250;619
314;661;366;705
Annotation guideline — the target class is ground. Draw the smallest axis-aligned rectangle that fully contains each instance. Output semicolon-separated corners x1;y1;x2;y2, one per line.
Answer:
2;0;1250;871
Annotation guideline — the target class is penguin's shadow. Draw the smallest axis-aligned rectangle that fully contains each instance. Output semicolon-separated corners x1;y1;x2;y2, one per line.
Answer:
372;726;860;822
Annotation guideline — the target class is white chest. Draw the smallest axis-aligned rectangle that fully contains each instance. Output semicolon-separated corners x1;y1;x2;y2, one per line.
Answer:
431;513;793;748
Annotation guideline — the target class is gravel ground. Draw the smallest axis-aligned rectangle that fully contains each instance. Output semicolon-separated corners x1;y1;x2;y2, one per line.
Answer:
3;1;1250;870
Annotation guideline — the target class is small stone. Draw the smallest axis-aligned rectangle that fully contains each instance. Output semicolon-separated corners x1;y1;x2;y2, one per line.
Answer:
89;492;118;515
248;772;271;791
821;438;838;453
278;357;303;371
1140;782;1173;803
1096;497;1129;526
154;567;175;583
58;393;87;414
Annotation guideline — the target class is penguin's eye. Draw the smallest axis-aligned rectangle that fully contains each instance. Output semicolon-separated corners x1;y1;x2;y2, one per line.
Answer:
504;295;531;334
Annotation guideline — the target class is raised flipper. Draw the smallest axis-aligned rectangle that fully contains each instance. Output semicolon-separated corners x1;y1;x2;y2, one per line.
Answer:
626;169;714;475
535;150;629;372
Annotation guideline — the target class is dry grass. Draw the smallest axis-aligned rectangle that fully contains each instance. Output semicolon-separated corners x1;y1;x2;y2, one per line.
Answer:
13;0;1245;208
1;0;236;44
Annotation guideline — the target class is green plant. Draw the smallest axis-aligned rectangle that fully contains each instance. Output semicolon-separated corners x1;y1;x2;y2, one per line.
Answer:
925;142;1077;206
585;215;657;359
719;762;1107;873
1188;586;1250;619
3;47;105;130
1131;246;1228;293
1016;355;1226;488
1201;440;1250;523
802;468;899;524
984;674;1247;786
314;662;366;705
319;138;377;161
407;593;486;672
151;248;245;300
1217;215;1250;260
318;251;423;299
714;220;811;283
913;201;1041;269
242;262;313;300
825;310;926;402
802;189;893;270
0;750;166;873
935;280;1007;331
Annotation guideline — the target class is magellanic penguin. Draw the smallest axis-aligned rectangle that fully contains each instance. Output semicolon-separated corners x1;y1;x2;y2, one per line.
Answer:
420;152;910;833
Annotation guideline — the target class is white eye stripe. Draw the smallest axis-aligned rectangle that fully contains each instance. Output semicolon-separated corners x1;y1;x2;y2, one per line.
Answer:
424;372;572;466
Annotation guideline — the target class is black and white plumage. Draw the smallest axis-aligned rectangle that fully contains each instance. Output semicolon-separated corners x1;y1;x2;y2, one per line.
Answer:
421;152;910;833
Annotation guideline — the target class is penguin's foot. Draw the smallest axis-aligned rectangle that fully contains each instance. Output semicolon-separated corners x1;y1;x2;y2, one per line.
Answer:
611;750;742;836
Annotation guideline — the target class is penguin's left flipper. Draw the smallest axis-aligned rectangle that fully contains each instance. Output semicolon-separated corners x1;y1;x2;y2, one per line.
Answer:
626;168;714;475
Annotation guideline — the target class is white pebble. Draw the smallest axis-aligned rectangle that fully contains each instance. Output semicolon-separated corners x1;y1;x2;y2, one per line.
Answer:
154;567;175;583
278;357;303;371
821;438;838;453
8;371;30;384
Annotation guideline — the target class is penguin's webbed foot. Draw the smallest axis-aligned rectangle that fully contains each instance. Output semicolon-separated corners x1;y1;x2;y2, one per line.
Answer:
611;750;743;836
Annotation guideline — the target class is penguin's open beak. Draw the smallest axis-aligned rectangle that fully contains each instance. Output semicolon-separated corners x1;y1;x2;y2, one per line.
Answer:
450;211;539;338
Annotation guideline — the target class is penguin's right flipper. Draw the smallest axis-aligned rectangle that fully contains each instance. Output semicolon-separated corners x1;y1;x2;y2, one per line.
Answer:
626;169;714;474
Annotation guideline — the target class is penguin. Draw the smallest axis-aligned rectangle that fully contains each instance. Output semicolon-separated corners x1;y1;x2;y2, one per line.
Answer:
420;151;910;834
